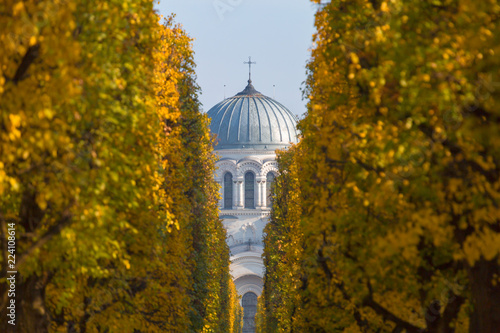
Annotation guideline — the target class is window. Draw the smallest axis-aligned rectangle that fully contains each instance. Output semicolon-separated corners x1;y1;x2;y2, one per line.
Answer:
242;292;257;333
266;172;276;207
244;171;255;209
224;172;233;209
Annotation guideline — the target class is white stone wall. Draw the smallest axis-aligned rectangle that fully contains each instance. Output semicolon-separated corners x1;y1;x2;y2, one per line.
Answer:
214;148;279;297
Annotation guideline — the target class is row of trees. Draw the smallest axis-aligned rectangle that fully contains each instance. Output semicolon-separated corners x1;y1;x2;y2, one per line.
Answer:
0;0;241;332
258;0;499;332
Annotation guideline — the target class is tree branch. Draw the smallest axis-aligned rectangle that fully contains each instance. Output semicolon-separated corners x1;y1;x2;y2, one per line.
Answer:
440;291;465;333
16;209;72;269
334;282;370;330
354;157;385;174
11;44;40;84
418;123;497;183
362;294;422;333
316;235;371;330
0;208;72;282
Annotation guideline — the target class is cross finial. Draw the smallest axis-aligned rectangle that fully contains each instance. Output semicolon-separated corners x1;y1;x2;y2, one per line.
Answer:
243;56;256;82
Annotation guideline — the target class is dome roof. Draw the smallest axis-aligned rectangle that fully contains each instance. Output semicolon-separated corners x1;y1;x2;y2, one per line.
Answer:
207;80;299;150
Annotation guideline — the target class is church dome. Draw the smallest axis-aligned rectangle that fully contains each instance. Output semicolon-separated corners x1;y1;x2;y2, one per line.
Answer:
207;80;299;150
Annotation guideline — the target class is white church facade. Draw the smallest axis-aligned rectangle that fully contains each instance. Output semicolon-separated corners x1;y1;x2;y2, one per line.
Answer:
207;77;299;332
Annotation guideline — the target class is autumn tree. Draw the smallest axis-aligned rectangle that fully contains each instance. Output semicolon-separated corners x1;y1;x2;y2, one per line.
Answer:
259;0;500;332
159;20;241;332
256;146;304;333
0;1;240;331
1;0;159;330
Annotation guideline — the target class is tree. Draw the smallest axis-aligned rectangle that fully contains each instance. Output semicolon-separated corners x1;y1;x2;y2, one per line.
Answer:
257;146;304;333
259;0;500;332
0;1;240;331
161;22;240;331
1;0;161;330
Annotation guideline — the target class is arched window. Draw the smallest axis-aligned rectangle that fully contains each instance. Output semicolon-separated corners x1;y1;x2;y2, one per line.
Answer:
242;292;257;333
266;172;276;207
224;172;233;209
244;171;255;209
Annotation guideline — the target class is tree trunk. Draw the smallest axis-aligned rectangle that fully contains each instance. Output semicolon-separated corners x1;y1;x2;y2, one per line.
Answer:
468;258;500;333
15;273;50;333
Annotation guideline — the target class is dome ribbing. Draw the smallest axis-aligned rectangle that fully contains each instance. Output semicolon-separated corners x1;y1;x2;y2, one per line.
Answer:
207;81;299;150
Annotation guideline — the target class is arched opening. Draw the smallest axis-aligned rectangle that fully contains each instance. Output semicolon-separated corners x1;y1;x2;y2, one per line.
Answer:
242;292;258;333
244;172;255;209
224;172;233;209
266;172;276;208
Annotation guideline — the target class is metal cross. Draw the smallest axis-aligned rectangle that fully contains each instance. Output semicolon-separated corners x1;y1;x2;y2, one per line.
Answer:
243;56;256;81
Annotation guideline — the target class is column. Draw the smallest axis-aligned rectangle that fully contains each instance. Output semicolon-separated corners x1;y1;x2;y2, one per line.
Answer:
261;180;266;208
256;181;262;208
233;180;238;209
238;180;244;208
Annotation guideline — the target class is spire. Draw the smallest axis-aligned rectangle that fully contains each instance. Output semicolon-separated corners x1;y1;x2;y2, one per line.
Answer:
237;56;260;96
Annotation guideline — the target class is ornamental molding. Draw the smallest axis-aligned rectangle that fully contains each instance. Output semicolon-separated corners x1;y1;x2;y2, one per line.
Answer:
233;272;264;281
260;161;279;177
215;149;278;155
231;255;263;265
229;239;264;249
237;156;263;164
219;210;270;217
237;161;262;177
215;161;237;178
238;284;262;297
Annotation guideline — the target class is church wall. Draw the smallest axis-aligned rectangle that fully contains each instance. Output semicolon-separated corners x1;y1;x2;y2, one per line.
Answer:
214;148;280;298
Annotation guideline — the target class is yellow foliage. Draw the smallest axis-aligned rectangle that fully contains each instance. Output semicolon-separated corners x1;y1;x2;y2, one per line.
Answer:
0;2;239;332
259;0;500;332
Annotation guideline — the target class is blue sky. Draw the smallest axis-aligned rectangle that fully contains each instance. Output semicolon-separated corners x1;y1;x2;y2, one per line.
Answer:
157;0;318;117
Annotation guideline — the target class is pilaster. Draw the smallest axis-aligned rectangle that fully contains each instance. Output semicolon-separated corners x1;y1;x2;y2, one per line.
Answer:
260;180;266;208
234;177;244;209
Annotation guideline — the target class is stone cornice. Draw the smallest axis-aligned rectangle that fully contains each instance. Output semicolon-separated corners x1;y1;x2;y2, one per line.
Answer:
215;149;279;155
219;210;270;217
230;255;263;265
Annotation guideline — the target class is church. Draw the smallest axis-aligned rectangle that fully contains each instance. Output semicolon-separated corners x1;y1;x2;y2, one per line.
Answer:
206;65;299;332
